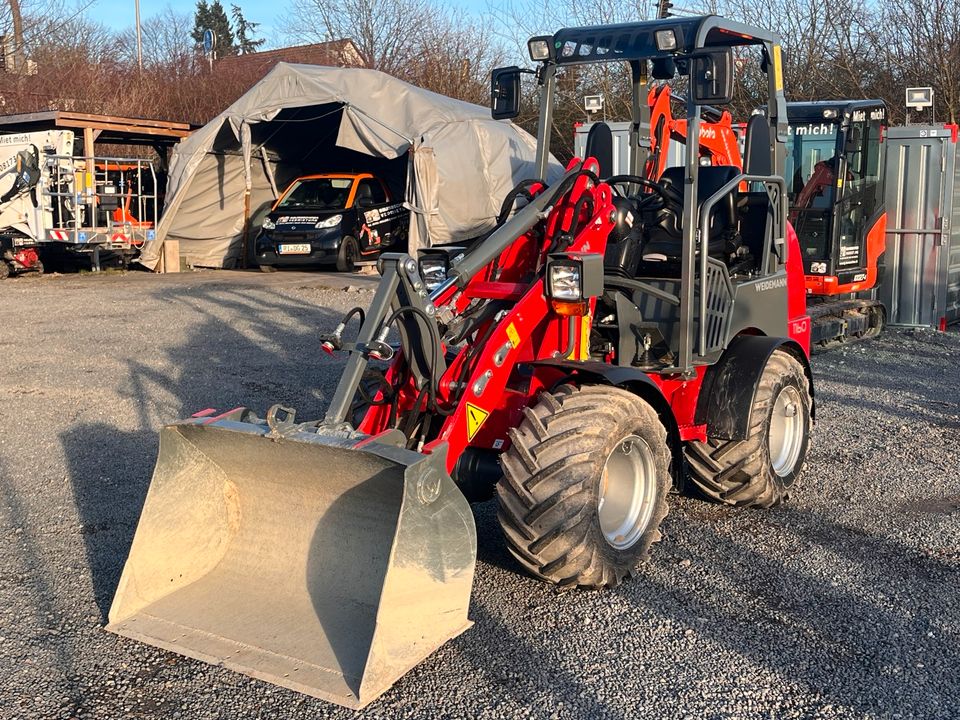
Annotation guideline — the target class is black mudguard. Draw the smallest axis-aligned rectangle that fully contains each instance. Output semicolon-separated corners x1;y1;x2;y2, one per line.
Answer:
694;335;815;441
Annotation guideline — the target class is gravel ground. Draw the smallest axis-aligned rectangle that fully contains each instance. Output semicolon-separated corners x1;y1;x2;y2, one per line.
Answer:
0;269;958;720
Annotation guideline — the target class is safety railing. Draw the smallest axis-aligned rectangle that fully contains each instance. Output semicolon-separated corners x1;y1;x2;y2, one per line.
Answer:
694;173;785;357
40;154;159;247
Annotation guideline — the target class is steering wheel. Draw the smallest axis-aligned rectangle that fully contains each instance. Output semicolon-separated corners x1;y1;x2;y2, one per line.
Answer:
606;174;672;210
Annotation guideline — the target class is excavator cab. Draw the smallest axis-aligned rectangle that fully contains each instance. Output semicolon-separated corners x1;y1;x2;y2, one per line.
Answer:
787;100;887;295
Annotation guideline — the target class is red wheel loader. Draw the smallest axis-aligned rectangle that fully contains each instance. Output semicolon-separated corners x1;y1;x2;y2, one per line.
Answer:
108;16;815;710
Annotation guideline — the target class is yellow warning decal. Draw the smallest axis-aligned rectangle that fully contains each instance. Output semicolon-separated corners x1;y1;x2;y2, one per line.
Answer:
579;314;592;361
772;45;784;92
466;403;489;441
505;322;521;348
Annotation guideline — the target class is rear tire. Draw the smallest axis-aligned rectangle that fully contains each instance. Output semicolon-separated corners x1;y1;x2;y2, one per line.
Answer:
0;261;9;280
684;349;812;508
33;259;43;275
336;236;359;273
496;384;671;589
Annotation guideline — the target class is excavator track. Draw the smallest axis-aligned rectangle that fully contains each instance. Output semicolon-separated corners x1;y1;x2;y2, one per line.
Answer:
808;298;885;352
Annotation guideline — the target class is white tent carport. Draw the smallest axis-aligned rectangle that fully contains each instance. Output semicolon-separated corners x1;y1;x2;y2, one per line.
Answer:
139;63;561;269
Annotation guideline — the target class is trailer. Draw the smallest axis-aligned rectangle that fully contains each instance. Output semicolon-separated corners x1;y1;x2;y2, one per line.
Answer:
881;125;960;329
37;144;160;270
0;111;192;275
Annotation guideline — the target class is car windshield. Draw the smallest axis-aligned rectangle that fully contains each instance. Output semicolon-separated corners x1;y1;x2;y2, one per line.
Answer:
277;177;354;210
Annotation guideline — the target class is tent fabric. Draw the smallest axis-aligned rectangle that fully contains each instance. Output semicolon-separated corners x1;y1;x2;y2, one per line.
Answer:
140;64;562;269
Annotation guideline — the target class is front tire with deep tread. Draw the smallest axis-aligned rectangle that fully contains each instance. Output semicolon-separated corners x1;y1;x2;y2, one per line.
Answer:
496;384;672;589
684;348;812;508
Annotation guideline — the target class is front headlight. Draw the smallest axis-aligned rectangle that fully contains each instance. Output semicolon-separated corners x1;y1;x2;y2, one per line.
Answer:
419;256;449;292
261;217;276;231
315;214;342;229
548;262;583;301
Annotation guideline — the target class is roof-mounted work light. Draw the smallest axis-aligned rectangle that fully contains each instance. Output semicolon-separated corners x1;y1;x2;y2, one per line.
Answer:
655;29;678;51
528;36;553;61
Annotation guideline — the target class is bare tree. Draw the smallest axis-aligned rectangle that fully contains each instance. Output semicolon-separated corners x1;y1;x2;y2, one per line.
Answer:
285;0;431;74
879;0;960;123
397;9;506;104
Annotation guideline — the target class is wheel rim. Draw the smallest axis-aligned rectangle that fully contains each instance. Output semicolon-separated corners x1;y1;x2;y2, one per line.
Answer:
768;385;804;477
597;434;657;550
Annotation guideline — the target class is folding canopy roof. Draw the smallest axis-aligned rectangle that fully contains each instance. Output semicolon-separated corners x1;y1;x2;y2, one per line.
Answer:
139;64;561;269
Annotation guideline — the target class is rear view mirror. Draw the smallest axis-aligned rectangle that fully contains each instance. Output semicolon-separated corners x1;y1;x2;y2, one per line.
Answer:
650;57;676;80
690;49;734;106
355;195;375;208
491;67;521;120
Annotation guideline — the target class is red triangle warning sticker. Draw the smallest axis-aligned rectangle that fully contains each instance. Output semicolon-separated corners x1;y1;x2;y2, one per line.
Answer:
466;403;489;441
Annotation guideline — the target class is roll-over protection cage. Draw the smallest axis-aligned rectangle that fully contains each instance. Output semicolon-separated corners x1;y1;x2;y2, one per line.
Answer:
492;16;791;375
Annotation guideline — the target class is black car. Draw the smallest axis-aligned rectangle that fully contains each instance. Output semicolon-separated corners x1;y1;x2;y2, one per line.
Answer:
255;173;409;272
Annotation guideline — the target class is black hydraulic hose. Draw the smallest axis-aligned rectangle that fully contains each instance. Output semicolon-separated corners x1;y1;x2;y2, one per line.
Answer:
496;179;543;225
448;300;501;346
551;193;595;253
445;310;502;409
340;306;366;328
380;304;455;421
461;178;544;259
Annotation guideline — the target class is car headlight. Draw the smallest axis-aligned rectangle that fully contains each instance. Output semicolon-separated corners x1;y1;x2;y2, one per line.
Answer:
315;214;342;229
261;217;276;231
419;256;449;292
548;262;583;301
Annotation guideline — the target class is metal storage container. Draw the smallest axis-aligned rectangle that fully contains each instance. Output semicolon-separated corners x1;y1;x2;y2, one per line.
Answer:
881;125;960;328
574;121;685;174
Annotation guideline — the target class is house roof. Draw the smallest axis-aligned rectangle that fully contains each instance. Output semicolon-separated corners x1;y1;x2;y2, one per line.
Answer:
216;39;366;80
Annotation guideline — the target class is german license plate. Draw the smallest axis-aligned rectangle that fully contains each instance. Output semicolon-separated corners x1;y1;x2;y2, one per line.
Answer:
278;243;311;255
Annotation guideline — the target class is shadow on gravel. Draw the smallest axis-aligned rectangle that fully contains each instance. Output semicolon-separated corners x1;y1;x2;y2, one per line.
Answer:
0;458;92;715
60;425;154;620
473;499;523;576
624;505;959;717
60;282;346;621
463;600;625;720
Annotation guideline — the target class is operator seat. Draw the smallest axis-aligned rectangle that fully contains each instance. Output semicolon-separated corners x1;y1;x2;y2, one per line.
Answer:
584;122;650;277
583;122;614;179
640;164;742;262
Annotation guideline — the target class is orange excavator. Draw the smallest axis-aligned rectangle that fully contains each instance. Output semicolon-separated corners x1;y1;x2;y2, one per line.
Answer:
646;84;743;178
786;100;888;346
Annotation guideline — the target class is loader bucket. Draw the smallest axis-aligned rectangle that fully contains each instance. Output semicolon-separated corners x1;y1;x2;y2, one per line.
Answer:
107;416;476;709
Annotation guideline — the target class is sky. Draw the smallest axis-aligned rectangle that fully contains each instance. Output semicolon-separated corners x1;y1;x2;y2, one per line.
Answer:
90;0;487;47
91;0;280;42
